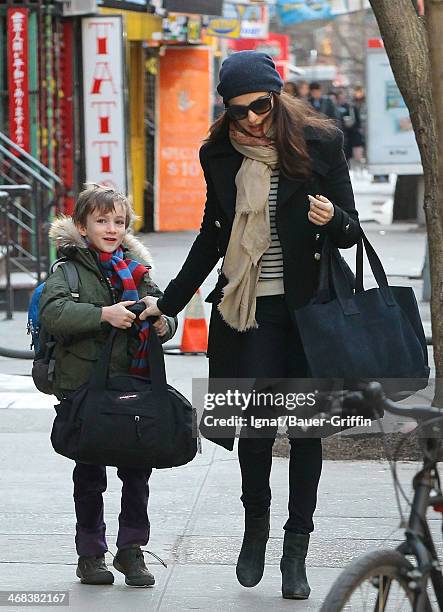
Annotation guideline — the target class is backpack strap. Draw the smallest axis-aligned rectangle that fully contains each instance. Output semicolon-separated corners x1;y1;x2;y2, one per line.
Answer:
44;261;80;385
51;259;80;302
60;261;80;301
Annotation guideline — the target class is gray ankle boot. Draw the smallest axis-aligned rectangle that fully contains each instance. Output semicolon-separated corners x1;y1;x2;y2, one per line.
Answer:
280;532;311;599
236;511;270;587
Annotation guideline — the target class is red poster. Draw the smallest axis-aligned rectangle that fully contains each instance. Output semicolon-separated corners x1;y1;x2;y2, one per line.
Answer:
8;8;30;153
60;21;75;215
157;47;211;231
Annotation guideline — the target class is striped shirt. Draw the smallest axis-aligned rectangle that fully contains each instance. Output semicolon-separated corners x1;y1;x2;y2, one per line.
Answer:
259;167;284;282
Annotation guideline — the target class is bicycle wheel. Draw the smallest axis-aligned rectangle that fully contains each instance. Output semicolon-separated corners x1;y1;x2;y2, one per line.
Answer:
320;549;433;611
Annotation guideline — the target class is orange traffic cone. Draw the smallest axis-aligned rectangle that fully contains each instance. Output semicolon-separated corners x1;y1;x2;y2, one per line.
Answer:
179;289;208;354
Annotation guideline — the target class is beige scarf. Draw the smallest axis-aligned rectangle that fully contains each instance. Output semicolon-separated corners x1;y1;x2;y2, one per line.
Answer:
217;126;279;332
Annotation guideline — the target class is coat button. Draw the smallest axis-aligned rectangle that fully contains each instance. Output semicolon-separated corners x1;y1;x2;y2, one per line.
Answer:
345;223;350;231
215;220;221;228
315;233;320;240
314;252;321;261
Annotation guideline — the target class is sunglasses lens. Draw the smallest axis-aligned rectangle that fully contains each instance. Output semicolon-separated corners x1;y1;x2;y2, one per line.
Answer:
227;105;247;120
250;97;272;115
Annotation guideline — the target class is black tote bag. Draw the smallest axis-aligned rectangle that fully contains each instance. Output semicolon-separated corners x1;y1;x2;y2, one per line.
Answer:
51;310;198;469
294;230;430;397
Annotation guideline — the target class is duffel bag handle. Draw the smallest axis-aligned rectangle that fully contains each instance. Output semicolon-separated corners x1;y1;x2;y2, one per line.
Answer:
90;306;168;393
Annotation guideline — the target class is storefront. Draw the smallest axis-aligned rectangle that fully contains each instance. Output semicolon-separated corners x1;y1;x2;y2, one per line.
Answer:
0;1;78;213
97;5;213;232
95;6;162;231
0;1;214;231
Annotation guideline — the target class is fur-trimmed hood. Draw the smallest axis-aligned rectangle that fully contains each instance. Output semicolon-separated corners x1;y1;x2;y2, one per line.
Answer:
49;216;153;269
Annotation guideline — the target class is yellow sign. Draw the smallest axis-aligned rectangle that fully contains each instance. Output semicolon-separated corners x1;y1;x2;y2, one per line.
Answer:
100;7;162;41
206;17;241;39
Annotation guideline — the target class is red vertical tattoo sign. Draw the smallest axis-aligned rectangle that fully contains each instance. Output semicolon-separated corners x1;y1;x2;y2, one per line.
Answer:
82;16;127;191
60;21;75;215
8;8;30;152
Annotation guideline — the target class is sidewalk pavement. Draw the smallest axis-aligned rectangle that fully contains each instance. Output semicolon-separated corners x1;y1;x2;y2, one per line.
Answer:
1;407;441;612
0;219;440;611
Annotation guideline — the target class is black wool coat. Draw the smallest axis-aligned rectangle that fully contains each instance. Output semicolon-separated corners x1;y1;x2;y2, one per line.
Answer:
157;125;361;450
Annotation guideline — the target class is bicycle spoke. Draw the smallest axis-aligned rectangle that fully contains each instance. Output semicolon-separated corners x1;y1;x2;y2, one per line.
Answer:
345;570;415;611
378;573;393;610
378;573;386;610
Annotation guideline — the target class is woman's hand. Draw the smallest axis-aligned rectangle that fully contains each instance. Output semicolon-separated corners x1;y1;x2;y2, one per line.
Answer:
138;296;162;321
308;194;334;226
152;315;169;337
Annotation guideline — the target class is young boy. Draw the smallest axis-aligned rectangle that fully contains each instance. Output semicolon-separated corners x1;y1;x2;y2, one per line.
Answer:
39;184;177;587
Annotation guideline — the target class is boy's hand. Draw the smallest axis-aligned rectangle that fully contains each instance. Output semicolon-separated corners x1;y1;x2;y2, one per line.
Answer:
153;315;168;337
139;296;162;321
101;301;137;329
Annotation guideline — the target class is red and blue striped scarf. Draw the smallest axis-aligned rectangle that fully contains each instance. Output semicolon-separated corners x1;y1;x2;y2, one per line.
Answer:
94;246;151;378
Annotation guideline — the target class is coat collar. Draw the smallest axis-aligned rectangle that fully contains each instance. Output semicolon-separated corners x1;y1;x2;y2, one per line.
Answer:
205;125;331;220
49;216;154;271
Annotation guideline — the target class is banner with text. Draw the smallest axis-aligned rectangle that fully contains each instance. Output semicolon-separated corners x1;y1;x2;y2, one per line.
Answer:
8;8;30;152
206;3;269;39
82;16;127;191
366;43;421;174
157;47;211;231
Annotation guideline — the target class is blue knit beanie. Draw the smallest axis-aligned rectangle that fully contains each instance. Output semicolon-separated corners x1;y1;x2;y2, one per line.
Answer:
217;51;283;104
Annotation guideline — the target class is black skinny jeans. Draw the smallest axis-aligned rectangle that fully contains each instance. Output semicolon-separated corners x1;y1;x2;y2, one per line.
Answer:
237;294;322;535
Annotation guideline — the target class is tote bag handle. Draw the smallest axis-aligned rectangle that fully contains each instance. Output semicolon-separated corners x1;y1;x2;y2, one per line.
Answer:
317;238;358;314
355;230;396;306
317;230;396;313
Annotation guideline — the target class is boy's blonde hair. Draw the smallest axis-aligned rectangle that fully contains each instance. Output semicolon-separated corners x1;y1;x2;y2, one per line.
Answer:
73;183;136;229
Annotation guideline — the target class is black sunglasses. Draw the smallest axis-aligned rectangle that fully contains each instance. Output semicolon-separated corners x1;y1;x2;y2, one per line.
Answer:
225;93;273;121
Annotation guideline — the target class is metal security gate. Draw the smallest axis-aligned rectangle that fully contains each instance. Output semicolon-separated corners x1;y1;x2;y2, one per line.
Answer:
0;1;67;315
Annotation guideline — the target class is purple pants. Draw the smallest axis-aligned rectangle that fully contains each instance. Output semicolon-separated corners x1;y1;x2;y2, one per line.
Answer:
73;462;152;557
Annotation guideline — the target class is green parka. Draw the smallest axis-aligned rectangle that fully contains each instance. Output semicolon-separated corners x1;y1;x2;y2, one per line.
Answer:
39;216;177;399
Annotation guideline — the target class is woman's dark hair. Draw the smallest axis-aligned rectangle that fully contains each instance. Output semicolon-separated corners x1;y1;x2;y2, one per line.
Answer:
207;92;337;180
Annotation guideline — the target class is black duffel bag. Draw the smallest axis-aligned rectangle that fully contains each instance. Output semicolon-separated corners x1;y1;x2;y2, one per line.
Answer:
294;230;430;399
51;308;198;469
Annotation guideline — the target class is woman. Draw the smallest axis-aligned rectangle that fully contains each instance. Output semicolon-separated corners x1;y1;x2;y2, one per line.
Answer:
351;85;366;163
282;80;297;97
335;88;356;162
141;51;361;599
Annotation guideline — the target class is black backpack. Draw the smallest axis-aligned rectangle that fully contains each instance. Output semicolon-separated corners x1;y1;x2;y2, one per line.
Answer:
28;259;80;395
